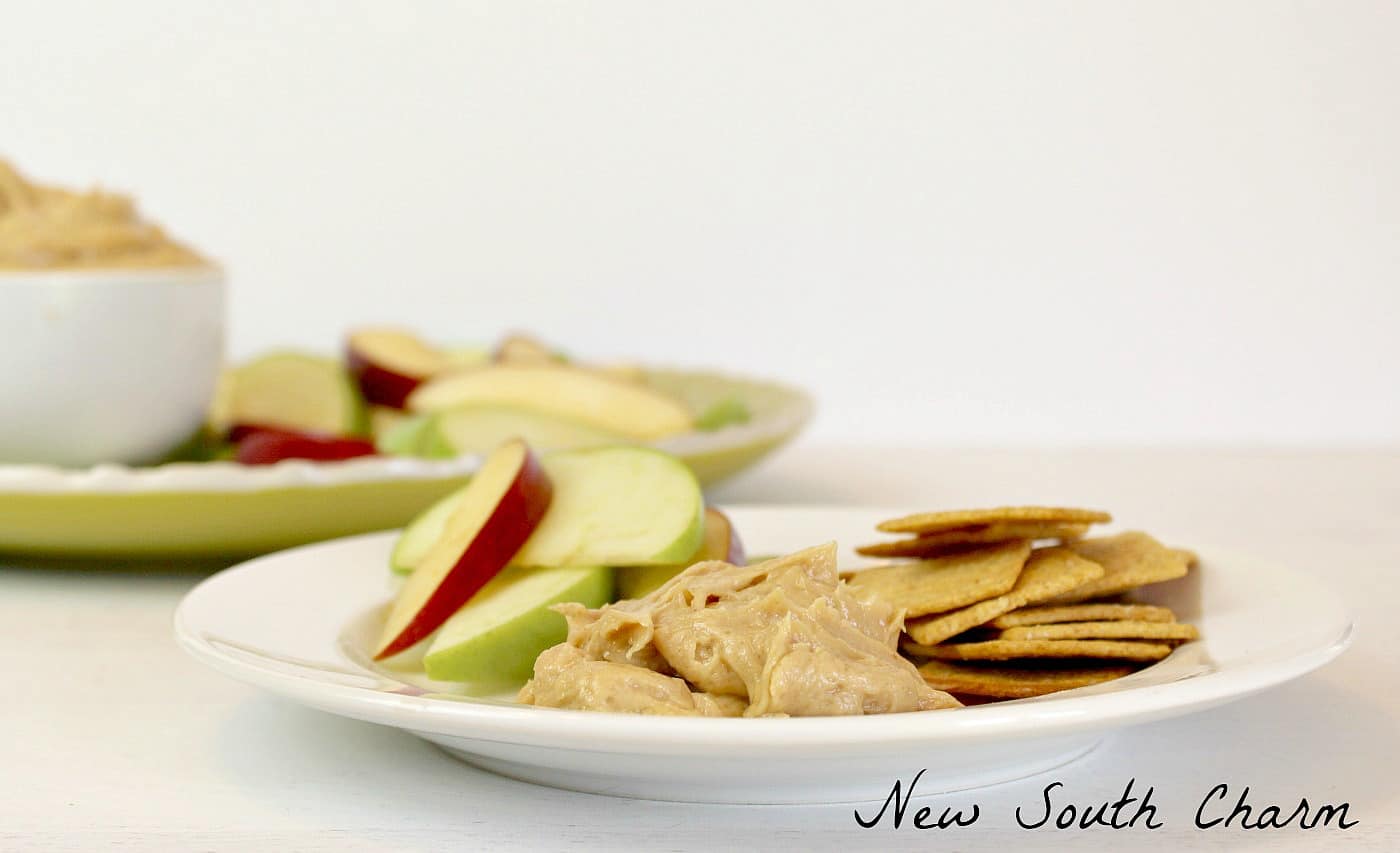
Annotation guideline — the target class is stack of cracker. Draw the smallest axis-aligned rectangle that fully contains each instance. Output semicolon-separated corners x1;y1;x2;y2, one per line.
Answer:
845;507;1199;702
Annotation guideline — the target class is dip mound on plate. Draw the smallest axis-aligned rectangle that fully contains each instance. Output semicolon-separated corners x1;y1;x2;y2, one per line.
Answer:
0;159;207;270
519;543;961;716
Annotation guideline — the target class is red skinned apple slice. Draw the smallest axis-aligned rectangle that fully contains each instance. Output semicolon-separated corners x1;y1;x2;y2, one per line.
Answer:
212;353;366;438
374;439;553;659
228;422;371;444
226;423;270;444
347;327;453;409
233;427;378;465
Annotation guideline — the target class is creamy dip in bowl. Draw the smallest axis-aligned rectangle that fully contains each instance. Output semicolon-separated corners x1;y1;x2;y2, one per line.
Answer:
0;161;224;467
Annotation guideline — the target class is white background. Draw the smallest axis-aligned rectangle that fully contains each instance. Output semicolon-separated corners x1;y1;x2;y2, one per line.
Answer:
4;1;1397;445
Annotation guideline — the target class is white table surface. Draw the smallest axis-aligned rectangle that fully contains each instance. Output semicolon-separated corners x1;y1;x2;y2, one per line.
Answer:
3;446;1397;852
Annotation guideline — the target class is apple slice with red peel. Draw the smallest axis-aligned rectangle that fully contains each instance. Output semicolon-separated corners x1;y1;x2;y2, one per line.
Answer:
616;507;746;599
389;444;702;575
227;422;369;444
232;427;378;465
374;439;553;659
211;353;366;438
225;423;268;443
347;327;453;409
514;446;703;567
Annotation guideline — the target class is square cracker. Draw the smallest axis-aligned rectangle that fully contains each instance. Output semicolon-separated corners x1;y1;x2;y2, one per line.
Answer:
856;522;1088;558
844;540;1030;617
999;620;1199;642
876;506;1112;535
907;638;1173;662
1044;531;1191;605
904;547;1105;646
989;603;1176;628
916;659;1137;698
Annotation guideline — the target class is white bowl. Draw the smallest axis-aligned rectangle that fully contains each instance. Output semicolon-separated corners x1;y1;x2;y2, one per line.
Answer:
0;267;225;467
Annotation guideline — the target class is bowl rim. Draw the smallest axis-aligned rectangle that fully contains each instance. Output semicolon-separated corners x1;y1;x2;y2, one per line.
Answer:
0;265;225;286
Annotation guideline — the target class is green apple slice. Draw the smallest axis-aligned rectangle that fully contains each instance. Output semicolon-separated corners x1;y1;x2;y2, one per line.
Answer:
376;407;626;461
368;406;415;443
515;446;704;567
375;413;439;457
406;365;694;440
422;564;611;686
615;506;746;598
389;481;468;574
418;406;628;458
388;445;704;576
211;352;367;437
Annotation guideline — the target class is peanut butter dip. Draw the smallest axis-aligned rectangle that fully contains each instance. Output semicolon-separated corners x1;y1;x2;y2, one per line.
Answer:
519;543;961;717
0;160;207;270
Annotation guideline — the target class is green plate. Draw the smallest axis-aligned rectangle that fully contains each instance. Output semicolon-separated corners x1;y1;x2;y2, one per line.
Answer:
0;368;811;561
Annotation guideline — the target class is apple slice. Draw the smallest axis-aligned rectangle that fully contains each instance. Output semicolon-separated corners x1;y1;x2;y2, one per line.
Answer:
416;406;628;459
233;427;378;465
388;444;703;575
407;365;694;441
374;439;552;659
616;507;746;599
422;564;612;686
347;327;453;409
374;413;437;456
591;361;646;384
444;345;490;370
368;405;415;443
515;446;704;567
389;480;469;574
211;352;366;437
494;332;565;366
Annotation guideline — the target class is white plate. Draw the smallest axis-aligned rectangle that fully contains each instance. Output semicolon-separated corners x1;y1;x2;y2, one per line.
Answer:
175;506;1352;804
